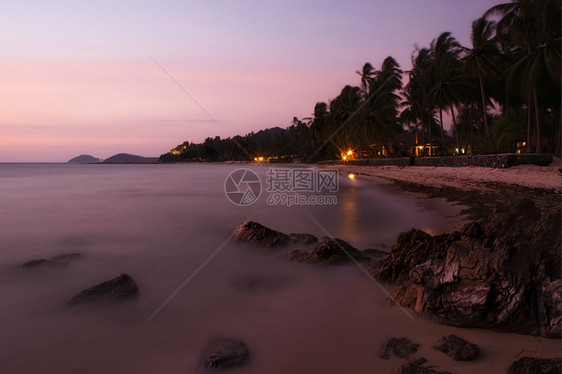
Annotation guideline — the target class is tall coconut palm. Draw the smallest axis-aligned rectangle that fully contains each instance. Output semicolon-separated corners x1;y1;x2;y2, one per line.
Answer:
462;17;501;146
311;101;329;138
428;32;464;151
361;56;403;155
328;85;363;152
356;62;375;98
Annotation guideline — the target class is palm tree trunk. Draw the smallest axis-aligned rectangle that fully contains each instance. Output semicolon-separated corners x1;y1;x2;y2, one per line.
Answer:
450;104;460;153
478;70;491;145
504;81;509;116
526;98;532;153
439;107;445;155
533;87;542;153
420;110;426;156
555;116;562;155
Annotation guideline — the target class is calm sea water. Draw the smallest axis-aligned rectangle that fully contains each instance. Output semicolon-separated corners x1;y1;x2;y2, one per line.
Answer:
0;163;473;373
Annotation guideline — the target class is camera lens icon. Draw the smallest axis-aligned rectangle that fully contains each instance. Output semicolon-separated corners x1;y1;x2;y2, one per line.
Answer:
224;168;262;206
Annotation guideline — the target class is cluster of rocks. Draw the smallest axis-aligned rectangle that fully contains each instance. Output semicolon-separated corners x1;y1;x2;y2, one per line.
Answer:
379;335;478;373
233;220;380;265
233;198;560;371
380;335;560;373
232;221;317;249
375;198;561;338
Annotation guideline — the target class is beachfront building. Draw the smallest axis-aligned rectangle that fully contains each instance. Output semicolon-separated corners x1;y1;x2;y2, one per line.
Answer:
393;132;456;157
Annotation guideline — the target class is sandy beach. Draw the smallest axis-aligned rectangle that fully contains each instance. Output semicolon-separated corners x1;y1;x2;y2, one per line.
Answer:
332;157;561;194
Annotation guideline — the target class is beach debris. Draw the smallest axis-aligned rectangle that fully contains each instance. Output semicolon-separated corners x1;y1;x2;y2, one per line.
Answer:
508;356;561;374
19;253;81;268
200;338;249;371
379;337;419;359
233;221;317;249
395;358;454;374
433;335;479;361
67;273;138;305
375;199;561;338
287;237;364;265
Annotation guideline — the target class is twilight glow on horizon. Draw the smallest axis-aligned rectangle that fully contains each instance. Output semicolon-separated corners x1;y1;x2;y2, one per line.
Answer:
1;0;501;162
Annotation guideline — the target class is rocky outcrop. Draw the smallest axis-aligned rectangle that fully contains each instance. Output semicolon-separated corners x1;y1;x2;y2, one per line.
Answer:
20;253;81;268
508;357;561;374
433;335;479;361
68;273;138;305
376;199;561;338
233;221;317;249
200;339;249;370
379;337;419;359
287;237;364;265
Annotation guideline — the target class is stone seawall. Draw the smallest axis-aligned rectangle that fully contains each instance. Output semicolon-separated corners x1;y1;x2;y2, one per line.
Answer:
319;154;552;168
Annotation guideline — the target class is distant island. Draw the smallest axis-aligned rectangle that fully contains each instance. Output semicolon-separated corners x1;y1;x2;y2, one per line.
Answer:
68;153;158;164
68;155;103;163
102;153;159;163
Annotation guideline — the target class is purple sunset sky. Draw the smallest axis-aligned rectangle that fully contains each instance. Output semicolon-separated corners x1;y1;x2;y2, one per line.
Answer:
1;0;501;162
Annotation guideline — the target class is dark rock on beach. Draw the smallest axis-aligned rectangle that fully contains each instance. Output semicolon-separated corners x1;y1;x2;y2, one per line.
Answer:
395;358;454;374
287;237;364;265
433;335;479;361
200;338;249;371
20;259;48;268
379;337;419;359
375;199;561;338
68;273;138;305
20;253;81;268
508;357;561;374
233;221;317;249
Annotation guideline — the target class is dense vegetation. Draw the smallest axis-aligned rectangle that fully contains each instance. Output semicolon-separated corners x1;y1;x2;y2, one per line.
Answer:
161;0;560;163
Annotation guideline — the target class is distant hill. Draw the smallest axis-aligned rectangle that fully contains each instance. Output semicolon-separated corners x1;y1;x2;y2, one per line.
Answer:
68;155;103;163
103;153;159;163
247;127;287;143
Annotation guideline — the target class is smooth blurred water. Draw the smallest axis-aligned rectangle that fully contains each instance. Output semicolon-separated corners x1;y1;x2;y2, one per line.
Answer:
0;163;469;373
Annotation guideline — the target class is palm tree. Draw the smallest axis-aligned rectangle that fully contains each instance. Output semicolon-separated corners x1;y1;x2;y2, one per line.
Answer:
311;102;329;138
356;62;375;98
407;47;435;148
428;32;464;151
361;57;403;156
462;17;501;146
328;85;363;153
487;0;561;153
